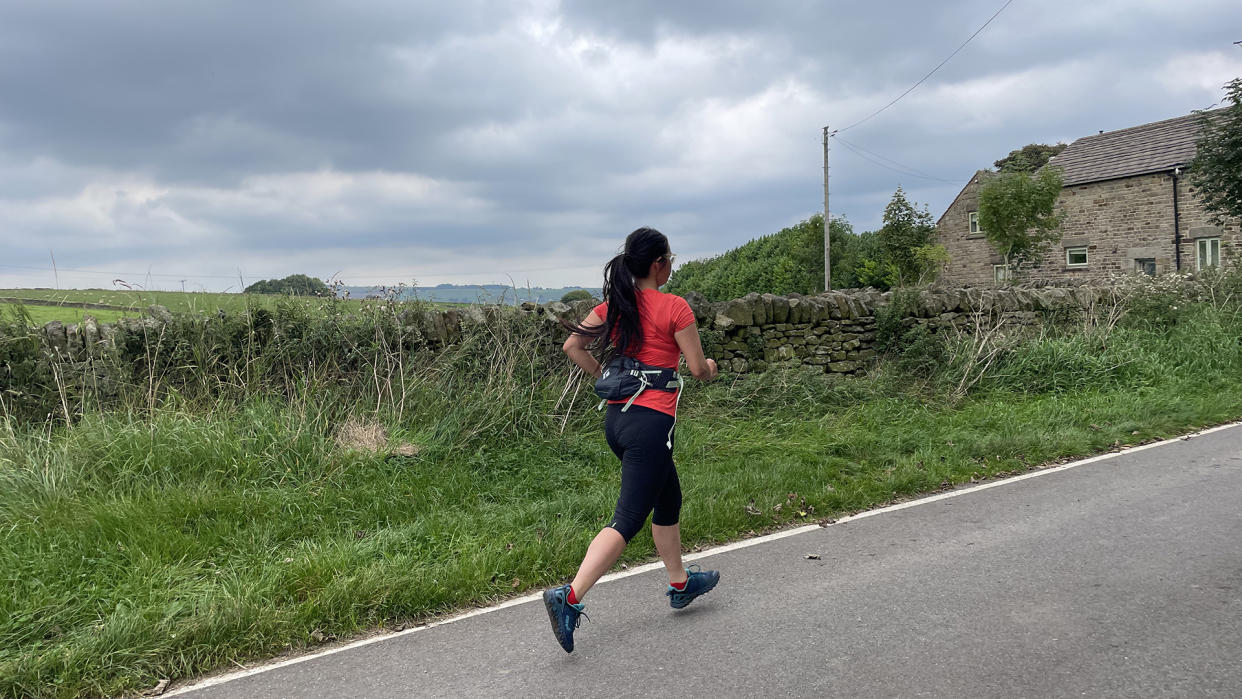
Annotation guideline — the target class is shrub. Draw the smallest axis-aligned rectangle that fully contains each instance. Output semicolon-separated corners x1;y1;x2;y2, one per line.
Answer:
874;288;920;353
855;258;899;291
560;289;593;303
0;305;60;421
243;274;333;297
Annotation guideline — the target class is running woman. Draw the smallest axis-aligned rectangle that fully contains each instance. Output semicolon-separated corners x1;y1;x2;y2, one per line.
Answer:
543;227;720;654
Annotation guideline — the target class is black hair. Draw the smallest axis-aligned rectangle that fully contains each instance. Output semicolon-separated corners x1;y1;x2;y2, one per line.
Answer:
566;226;671;359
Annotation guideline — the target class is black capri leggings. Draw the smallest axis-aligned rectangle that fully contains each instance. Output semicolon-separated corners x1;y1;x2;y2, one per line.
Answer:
603;404;681;542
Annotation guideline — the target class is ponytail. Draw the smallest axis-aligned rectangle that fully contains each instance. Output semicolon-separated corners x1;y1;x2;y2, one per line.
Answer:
564;227;670;360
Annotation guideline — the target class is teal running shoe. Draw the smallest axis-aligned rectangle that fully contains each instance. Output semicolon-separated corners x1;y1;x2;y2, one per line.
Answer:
543;584;587;653
667;565;720;609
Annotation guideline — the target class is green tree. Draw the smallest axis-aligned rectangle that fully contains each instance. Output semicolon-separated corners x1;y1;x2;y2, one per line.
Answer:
244;274;333;297
994;143;1067;174
978;167;1064;275
829;226;876;289
854;258;900;290
914;244;951;282
874;187;945;286
664;214;862;300
789;214;862;291
1190;78;1242;225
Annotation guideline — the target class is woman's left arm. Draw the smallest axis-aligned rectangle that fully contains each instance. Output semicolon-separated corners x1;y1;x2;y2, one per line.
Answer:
674;323;718;382
563;311;605;378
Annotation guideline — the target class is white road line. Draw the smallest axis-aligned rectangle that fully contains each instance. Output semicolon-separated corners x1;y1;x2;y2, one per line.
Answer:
168;419;1242;696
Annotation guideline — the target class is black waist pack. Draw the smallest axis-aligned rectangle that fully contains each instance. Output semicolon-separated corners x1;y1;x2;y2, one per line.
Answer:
594;356;682;411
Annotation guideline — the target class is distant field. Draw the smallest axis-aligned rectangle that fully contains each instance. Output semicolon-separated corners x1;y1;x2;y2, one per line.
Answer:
0;303;132;325
0;289;294;314
0;289;476;324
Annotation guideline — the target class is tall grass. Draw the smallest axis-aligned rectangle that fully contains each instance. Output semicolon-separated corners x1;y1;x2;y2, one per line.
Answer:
3;273;1242;697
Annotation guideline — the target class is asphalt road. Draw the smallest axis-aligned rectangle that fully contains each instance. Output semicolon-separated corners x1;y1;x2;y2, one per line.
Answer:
175;424;1242;698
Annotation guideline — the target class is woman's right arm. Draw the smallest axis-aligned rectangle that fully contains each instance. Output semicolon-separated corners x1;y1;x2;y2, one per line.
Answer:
563;311;605;378
674;323;718;382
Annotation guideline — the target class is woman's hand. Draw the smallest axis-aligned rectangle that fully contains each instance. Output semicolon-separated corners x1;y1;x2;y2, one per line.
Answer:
705;358;718;380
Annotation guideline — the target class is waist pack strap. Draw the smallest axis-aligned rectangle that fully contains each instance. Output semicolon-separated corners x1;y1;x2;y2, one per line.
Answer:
666;374;684;450
621;383;647;412
630;367;680;389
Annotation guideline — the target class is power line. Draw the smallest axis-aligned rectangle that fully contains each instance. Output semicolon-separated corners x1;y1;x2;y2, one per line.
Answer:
831;134;958;183
832;136;958;183
838;0;1016;133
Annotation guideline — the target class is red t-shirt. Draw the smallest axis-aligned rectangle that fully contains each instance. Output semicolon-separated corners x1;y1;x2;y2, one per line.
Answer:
592;289;697;417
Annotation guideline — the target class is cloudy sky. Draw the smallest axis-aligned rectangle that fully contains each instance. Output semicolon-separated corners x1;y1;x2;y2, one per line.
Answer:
1;0;1239;291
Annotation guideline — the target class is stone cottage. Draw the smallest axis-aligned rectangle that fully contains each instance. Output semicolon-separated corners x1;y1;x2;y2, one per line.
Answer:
936;112;1239;287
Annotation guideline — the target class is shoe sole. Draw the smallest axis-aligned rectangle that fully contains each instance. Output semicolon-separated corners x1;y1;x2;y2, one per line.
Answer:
543;589;573;653
670;574;719;609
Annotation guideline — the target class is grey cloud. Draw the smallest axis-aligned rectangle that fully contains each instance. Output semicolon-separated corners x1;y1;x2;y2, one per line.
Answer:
0;1;518;178
1;0;1240;291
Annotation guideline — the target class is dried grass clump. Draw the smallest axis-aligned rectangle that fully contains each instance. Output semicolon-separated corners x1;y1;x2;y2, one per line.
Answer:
333;417;388;453
332;417;420;457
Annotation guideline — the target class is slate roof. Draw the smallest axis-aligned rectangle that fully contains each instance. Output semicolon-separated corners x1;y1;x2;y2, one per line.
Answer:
1047;111;1218;187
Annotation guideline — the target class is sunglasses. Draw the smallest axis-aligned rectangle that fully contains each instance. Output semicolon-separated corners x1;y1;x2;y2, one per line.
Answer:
662;253;677;265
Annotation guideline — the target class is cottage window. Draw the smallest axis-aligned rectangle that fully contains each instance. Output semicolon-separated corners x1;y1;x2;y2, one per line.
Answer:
1066;247;1089;267
993;264;1011;283
968;211;981;235
1197;238;1220;270
1135;258;1156;276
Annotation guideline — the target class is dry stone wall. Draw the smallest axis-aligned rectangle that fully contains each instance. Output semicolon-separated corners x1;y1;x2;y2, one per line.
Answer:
669;287;1107;375
20;287;1110;386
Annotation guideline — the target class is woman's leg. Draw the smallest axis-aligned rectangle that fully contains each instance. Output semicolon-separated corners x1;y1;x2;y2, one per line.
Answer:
651;453;685;585
569;527;627;600
651;523;686;585
569;405;672;602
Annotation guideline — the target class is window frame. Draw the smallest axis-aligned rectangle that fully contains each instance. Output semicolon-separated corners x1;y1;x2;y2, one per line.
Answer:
993;264;1011;283
1196;237;1220;271
1134;258;1156;276
968;211;981;235
1066;246;1089;268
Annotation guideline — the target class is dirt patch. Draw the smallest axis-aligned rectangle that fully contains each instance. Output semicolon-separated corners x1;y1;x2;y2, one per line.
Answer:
392;442;420;457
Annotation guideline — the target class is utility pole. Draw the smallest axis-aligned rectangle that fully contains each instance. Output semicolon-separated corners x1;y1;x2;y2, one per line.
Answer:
822;125;835;292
